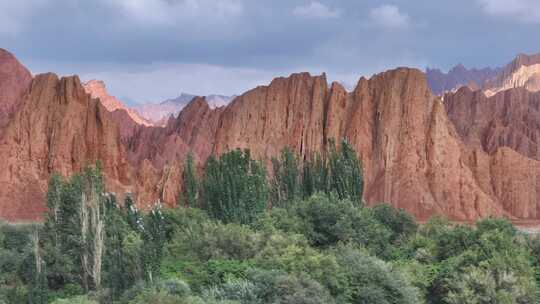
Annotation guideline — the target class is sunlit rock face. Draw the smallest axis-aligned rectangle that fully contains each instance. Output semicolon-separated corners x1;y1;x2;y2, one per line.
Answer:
0;48;32;130
3;49;540;222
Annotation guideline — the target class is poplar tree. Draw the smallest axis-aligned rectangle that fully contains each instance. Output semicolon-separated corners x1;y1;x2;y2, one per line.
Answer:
271;147;300;208
181;152;199;208
202;149;268;225
41;165;108;292
301;139;363;204
302;153;328;198
102;193;129;300
141;202;167;284
327;139;364;205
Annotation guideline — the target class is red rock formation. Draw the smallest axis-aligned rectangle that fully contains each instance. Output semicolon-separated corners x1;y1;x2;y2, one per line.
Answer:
125;97;224;207
4;53;540;222
83;80;152;126
0;73;136;220
83;80;153;141
445;87;540;160
214;69;507;220
0;48;32;130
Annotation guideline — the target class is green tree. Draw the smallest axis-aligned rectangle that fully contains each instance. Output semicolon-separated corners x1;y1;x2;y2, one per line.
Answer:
142;202;167;284
300;139;363;204
271;148;300;208
102;193;131;300
370;203;417;242
50;295;98;304
181;152;199;208
202;149;268;225
332;244;422;304
327;139;363;205
41;165;108;292
205;269;335;304
445;266;535;304
302;154;328;199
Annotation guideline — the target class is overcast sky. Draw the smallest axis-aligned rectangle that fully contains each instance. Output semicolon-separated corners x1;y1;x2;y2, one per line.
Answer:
2;0;540;103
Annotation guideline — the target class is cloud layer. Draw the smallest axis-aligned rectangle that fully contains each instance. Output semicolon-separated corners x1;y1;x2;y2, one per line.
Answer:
3;0;540;102
369;5;409;29
293;1;340;19
478;0;540;23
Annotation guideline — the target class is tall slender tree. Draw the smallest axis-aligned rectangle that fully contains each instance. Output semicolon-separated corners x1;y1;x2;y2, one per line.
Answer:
181;152;199;208
271;147;300;208
327;139;364;205
202;149;268;225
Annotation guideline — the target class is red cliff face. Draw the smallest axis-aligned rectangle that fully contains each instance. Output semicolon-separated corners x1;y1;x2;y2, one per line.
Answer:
444;87;540;219
125;97;224;208
0;74;135;220
0;48;32;130
83;80;153;141
445;87;540;160
4;58;540;222
213;68;506;220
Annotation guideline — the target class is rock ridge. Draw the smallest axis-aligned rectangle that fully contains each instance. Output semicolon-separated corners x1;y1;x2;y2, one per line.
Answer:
3;63;540;222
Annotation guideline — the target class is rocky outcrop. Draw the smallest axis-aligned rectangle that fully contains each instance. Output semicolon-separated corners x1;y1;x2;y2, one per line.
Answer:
4;53;540;222
0;48;32;130
0;74;136;220
484;63;540;96
214;69;509;220
124;97;224;207
445;87;540;160
83;80;155;142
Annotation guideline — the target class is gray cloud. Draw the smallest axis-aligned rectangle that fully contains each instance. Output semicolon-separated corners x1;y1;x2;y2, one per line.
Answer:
293;1;340;19
3;0;540;101
369;4;410;30
478;0;540;23
110;0;244;26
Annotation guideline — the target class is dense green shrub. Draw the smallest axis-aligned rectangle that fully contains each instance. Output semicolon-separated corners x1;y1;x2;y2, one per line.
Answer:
332;244;422;304
50;295;98;304
2;143;539;304
205;269;335;304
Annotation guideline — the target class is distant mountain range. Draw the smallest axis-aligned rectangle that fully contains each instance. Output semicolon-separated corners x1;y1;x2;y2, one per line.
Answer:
83;83;234;127
426;65;501;95
426;53;540;96
134;93;234;126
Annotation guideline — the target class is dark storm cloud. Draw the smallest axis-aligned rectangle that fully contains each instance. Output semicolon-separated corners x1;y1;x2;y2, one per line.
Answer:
2;0;540;101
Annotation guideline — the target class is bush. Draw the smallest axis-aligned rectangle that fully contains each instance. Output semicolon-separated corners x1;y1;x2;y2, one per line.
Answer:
445;266;536;304
204;279;261;304
332;244;422;304
205;269;335;304
370;203;417;241
167;221;261;262
260;194;393;256
159;278;191;297
50;295;98;304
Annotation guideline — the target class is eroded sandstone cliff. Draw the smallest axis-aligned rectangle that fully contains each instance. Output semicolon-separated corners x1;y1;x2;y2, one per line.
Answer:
445;87;540;160
3;59;540;222
213;69;510;220
0;74;135;220
0;48;32;130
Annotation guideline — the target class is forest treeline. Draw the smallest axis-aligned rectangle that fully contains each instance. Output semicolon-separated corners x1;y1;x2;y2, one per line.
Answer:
1;140;540;303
